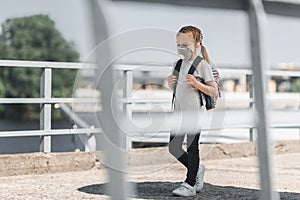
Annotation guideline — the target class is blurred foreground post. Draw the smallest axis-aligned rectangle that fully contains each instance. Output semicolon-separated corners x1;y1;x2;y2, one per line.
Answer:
248;0;279;199
88;0;129;199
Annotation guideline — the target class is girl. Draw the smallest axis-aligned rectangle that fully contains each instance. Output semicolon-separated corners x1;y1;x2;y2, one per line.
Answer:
167;25;217;197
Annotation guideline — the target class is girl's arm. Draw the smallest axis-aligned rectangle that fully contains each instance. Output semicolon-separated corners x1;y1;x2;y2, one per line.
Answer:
186;74;218;96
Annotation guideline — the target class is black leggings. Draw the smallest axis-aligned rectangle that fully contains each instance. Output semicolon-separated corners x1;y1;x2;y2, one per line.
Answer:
169;132;200;186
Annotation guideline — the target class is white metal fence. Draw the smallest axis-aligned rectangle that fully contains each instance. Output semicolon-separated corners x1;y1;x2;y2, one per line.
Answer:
0;59;299;151
0;60;100;152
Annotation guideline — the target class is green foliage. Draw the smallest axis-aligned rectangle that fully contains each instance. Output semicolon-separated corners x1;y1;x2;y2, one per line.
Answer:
0;14;79;119
0;37;8;59
290;78;300;93
0;81;5;113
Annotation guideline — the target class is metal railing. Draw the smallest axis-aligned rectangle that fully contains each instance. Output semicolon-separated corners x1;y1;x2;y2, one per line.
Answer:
115;63;300;147
0;60;100;152
0;59;299;152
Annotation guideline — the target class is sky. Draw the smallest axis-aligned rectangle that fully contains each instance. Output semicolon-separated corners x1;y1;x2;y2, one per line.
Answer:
1;0;300;67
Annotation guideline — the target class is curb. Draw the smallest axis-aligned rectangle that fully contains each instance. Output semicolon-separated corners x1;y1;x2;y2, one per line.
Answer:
0;140;299;177
0;152;96;177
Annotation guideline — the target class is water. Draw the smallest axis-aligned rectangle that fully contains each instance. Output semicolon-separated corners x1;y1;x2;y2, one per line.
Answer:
0;119;85;154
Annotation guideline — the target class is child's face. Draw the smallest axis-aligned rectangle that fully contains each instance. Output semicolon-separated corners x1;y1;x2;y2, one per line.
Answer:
176;32;199;60
176;32;196;51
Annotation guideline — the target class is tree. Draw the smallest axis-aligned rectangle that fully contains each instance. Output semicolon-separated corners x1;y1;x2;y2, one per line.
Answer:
290;78;300;93
0;14;79;119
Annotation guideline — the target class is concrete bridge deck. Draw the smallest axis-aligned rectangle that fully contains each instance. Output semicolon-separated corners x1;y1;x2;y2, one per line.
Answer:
0;142;299;199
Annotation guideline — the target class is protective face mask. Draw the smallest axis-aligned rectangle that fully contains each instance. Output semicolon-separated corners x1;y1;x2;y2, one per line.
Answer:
177;45;193;60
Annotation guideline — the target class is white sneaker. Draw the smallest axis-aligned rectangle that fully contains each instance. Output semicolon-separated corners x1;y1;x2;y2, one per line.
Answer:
172;182;196;197
195;165;205;192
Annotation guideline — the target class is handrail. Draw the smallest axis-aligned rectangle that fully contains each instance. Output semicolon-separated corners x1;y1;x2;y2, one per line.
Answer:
112;0;300;18
1;60;299;77
0;59;96;69
0;98;99;104
0;128;102;137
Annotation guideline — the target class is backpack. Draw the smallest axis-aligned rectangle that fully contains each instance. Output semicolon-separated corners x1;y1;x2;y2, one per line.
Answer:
172;56;221;110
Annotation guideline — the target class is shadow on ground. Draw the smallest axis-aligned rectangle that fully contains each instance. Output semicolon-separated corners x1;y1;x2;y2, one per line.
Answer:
78;182;300;200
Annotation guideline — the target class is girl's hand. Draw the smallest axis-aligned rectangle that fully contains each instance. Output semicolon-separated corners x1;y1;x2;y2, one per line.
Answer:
186;74;197;86
168;75;177;91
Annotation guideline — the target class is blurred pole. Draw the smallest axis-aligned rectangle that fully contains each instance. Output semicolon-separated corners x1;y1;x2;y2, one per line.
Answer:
248;0;279;199
87;0;129;199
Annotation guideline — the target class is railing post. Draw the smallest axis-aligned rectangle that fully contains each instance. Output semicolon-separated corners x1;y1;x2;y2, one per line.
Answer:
123;70;133;149
40;67;52;152
248;74;255;141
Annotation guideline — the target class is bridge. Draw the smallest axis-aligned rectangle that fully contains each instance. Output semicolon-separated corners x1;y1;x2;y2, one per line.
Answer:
0;0;300;199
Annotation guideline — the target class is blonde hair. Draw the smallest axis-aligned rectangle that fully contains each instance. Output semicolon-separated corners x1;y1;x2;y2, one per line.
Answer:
178;25;211;64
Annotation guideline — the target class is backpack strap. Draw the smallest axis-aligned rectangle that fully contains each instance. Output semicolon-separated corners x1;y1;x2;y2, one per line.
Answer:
187;56;202;75
172;59;183;77
187;56;204;107
171;59;183;108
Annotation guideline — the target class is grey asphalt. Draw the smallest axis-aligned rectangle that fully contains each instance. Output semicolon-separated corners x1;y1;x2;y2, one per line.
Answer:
0;153;299;200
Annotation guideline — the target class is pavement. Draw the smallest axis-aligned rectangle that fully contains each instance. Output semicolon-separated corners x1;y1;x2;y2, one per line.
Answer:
0;152;299;200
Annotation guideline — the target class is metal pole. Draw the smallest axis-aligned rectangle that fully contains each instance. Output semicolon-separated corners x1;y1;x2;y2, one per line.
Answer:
123;70;133;149
40;67;52;152
248;74;255;141
88;0;129;199
248;0;279;199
